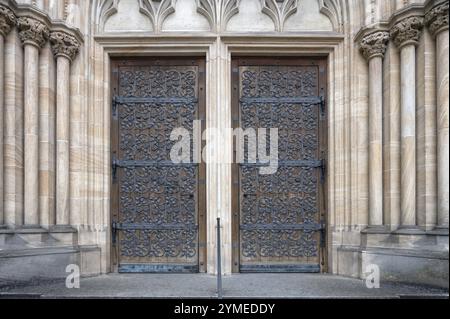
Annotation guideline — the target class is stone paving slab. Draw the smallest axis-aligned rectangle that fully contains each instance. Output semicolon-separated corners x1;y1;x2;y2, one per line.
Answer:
0;274;448;299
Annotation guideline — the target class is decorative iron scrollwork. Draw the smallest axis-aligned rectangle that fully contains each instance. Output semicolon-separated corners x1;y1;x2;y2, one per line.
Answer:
115;65;199;261
239;66;322;262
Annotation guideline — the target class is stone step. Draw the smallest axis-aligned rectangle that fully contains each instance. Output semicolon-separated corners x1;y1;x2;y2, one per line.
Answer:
0;229;15;246
361;228;446;251
50;230;78;246
0;245;102;284
0;246;80;283
337;245;449;289
0;227;78;247
15;228;54;246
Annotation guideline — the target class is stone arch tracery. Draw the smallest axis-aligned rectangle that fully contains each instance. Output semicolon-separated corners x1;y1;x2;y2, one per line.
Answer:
92;0;348;34
318;0;345;32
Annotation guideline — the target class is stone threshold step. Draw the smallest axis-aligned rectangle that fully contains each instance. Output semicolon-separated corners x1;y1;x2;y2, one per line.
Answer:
0;227;78;246
0;246;79;258
339;245;449;259
0;226;77;234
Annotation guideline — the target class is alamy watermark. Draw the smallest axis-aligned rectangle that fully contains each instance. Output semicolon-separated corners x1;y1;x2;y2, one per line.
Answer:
365;264;380;289
170;120;279;175
65;264;80;289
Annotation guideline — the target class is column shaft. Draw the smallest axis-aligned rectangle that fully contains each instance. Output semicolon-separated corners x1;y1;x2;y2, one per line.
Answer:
369;56;384;226
50;30;80;228
0;4;16;226
23;44;40;226
400;44;417;227
39;44;56;227
4;29;24;227
56;56;70;226
436;29;449;228
0;34;4;225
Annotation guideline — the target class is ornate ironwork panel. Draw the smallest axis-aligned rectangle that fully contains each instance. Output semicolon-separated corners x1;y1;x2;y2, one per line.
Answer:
111;59;206;273
234;60;327;273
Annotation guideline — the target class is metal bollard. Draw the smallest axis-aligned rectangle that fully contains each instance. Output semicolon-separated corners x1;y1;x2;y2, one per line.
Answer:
217;217;223;299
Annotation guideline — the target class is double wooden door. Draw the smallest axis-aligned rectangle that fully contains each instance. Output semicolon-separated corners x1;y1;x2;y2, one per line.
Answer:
110;57;327;273
111;58;206;273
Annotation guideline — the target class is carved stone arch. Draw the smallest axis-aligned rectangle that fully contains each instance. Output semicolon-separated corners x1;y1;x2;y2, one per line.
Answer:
196;0;240;32
94;0;119;32
221;0;240;30
196;0;216;30
139;0;177;33
260;0;298;32
318;0;344;32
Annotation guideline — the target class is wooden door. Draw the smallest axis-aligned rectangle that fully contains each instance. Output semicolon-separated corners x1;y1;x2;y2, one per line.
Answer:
111;58;206;273
231;57;327;273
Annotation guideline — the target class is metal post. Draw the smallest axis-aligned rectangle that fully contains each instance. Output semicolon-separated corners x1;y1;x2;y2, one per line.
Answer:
217;218;223;299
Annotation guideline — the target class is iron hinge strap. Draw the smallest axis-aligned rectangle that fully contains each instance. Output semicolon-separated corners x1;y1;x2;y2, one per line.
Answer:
113;160;198;168
111;223;199;245
112;94;118;118
240;96;323;105
112;95;199;118
112;159;199;183
240;160;323;168
113;223;199;231
112;221;118;246
320;95;326;116
320;220;327;248
114;96;199;104
240;223;323;231
112;155;118;183
320;159;327;184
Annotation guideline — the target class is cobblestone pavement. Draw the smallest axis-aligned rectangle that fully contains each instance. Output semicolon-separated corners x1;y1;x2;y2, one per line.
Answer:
0;273;448;299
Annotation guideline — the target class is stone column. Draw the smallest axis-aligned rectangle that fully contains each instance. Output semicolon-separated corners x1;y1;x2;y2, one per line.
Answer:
17;17;49;227
391;16;424;230
0;5;16;226
425;1;449;230
50;31;80;227
360;31;390;229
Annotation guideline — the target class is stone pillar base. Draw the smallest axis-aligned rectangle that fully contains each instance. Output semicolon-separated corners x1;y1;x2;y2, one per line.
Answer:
394;226;426;235
336;233;449;289
361;225;391;234
49;225;78;246
429;227;450;236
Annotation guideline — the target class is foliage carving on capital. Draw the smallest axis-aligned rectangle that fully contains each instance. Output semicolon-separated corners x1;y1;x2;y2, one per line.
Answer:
425;1;449;37
49;31;80;61
390;16;424;49
360;31;390;60
17;17;49;48
0;4;16;38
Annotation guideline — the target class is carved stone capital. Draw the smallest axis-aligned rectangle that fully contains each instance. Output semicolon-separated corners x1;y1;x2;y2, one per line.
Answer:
0;4;16;38
17;16;49;48
425;1;449;37
390;16;424;49
49;31;80;62
360;31;390;60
